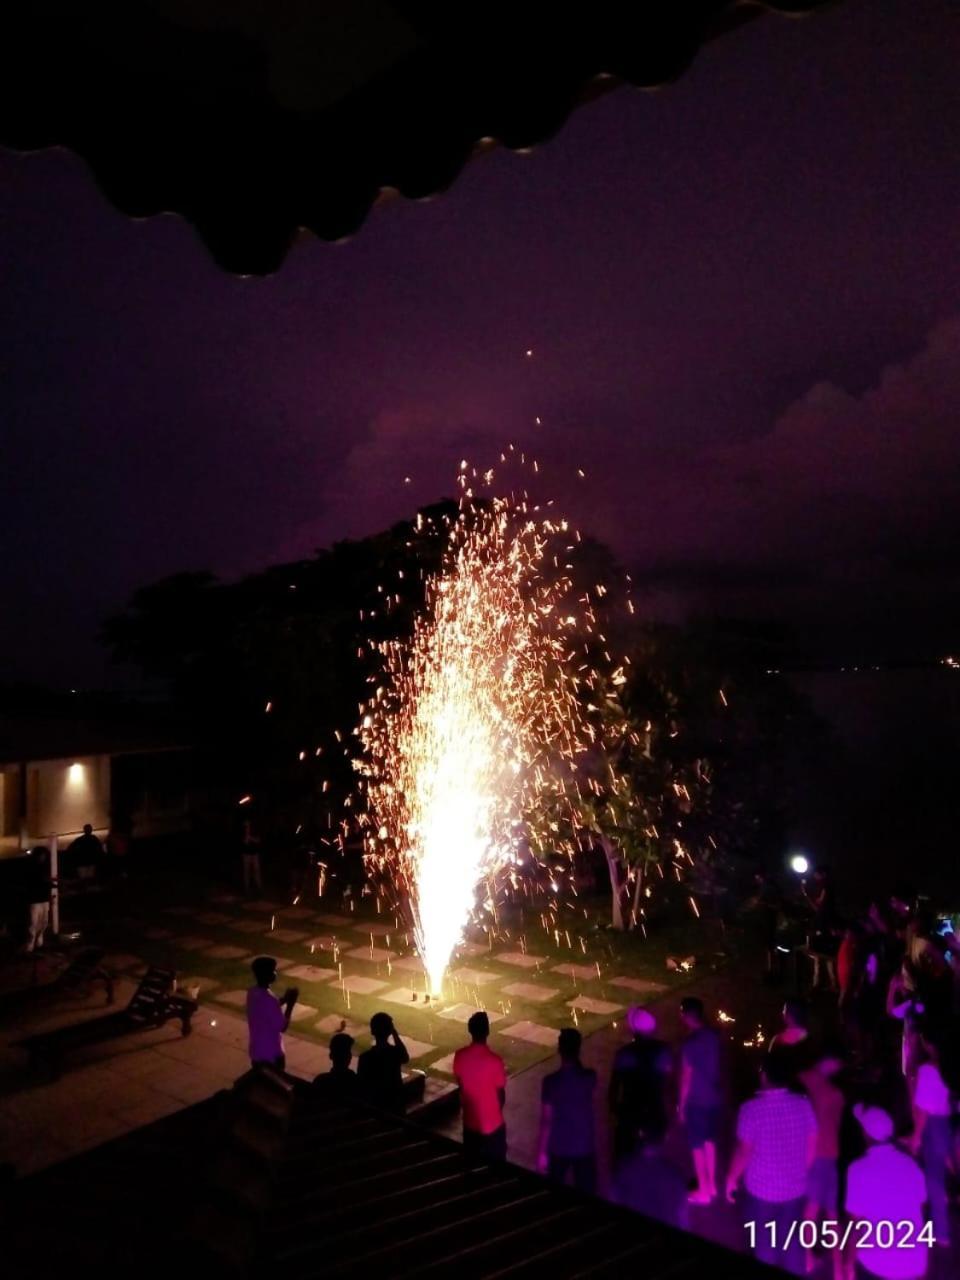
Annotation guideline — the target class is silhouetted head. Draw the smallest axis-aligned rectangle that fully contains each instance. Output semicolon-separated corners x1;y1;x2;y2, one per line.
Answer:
854;1103;894;1145
31;845;50;868
558;1027;582;1062
83;824;93;837
783;998;808;1030
467;1011;490;1043
370;1012;394;1043
329;1032;354;1071
251;956;277;988
760;1049;792;1090
680;996;705;1030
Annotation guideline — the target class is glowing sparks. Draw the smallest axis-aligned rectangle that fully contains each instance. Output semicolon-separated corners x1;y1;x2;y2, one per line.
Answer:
356;473;603;994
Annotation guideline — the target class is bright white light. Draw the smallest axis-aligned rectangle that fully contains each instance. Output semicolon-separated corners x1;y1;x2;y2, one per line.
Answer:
68;762;85;784
789;854;809;876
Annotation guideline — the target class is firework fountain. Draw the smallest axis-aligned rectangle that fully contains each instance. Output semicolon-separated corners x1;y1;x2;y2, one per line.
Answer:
355;460;623;996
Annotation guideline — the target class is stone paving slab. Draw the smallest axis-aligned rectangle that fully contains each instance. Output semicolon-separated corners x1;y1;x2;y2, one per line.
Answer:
280;906;318;920
357;923;395;937
283;964;338;983
317;913;352;927
205;944;252;961
390;956;426;973
176;936;214;951
435;1002;505;1024
567;996;623;1016
552;963;602;981
392;1036;436;1060
502;982;560;1003
340;974;387;995
196;912;235;926
268;928;311;944
499;1021;559;1047
454;941;490;958
608;976;668;995
288;1002;318;1022
497;951;543;969
243;900;283;912
345;945;396;962
449;967;500;986
228;919;269;934
211;893;241;905
429;1052;458;1075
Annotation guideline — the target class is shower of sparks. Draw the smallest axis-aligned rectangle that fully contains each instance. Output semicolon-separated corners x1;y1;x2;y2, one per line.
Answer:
355;461;621;994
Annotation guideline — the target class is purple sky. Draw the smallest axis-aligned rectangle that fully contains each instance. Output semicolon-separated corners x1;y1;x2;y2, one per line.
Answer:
4;0;960;684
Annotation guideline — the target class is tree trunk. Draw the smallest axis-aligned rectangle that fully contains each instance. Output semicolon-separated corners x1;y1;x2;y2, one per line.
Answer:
601;836;625;930
629;864;644;930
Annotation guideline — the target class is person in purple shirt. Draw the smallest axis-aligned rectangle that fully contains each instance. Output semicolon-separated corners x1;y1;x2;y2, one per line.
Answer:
245;956;298;1069
537;1028;597;1193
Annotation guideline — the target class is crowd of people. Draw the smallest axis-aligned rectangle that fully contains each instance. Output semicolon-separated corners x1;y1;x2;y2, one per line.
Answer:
243;874;959;1279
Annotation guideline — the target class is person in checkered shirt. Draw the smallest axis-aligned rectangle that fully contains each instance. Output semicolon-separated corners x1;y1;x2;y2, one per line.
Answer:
726;1049;818;1276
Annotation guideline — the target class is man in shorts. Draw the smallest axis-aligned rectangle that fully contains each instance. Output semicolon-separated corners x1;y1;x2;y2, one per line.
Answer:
679;996;723;1204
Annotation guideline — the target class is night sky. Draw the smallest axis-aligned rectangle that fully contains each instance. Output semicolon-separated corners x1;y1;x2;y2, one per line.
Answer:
3;0;960;685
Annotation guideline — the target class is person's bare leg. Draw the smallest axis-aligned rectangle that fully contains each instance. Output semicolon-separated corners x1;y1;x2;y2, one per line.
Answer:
689;1148;711;1203
704;1141;717;1198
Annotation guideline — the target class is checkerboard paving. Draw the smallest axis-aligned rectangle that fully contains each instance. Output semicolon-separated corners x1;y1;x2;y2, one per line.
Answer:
205;944;252;961
435;1003;505;1024
345;946;396;962
177;937;214;951
339;974;387;995
551;963;601;981
283;964;338;983
228;919;268;934
567;996;623;1015
390;956;426;973
609;976;668;995
316;914;352;927
267;928;311;944
429;1053;458;1075
392;1036;436;1060
496;951;543;969
499;1021;560;1047
502;982;560;1003
448;968;500;986
196;912;235;926
288;1002;318;1022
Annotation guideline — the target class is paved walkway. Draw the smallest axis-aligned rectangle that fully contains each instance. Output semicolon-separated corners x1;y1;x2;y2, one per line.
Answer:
0;973;329;1177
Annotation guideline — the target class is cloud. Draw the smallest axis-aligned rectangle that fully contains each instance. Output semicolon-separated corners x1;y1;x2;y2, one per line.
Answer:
623;314;960;621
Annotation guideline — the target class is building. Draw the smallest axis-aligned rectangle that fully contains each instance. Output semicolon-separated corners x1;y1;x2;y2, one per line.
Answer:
0;709;193;857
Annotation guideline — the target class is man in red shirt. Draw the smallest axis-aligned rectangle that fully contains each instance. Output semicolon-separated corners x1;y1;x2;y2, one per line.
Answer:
453;1011;507;1161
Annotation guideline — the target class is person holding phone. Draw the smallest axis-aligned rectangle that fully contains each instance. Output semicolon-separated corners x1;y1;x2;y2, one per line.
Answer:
246;955;298;1070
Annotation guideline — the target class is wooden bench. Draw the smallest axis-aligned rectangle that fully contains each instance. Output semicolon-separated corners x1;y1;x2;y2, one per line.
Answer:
15;966;197;1077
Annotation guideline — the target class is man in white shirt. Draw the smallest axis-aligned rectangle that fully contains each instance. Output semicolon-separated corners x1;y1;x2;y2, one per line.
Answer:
246;955;298;1069
846;1105;929;1279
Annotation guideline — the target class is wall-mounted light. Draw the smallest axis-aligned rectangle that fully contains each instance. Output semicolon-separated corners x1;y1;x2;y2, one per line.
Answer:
68;762;85;784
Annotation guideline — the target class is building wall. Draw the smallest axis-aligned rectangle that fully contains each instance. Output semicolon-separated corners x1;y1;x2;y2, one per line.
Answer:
26;755;110;844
